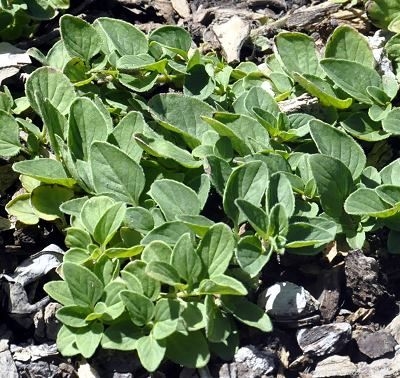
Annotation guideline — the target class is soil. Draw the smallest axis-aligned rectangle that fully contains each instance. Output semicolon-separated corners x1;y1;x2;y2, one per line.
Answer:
1;0;399;377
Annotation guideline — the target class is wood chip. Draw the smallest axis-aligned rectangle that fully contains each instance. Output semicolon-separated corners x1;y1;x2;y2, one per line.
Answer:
171;0;191;18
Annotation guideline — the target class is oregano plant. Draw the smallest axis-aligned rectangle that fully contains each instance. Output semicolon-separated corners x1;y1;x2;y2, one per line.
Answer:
3;12;400;371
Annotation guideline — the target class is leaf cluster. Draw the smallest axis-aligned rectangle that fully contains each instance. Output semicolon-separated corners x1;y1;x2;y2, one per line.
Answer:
0;0;69;41
3;14;400;370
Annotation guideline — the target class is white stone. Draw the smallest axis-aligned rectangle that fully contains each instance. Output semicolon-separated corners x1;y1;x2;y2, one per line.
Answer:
213;16;250;63
258;282;319;320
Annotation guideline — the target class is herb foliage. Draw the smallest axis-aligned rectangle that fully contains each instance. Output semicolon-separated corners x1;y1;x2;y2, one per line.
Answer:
3;12;400;371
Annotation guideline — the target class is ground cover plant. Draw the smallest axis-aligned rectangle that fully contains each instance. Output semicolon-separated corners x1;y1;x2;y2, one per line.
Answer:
0;0;69;41
3;1;400;373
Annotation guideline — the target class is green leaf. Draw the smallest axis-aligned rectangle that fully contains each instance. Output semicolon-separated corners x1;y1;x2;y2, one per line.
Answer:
26;67;76;115
344;188;399;217
181;302;206;331
94;17;147;57
340;112;389;142
369;103;391;122
118;72;158;93
120;290;155;326
324;25;375;68
13;159;76;187
382;107;400;134
63;262;104;307
176;215;214;237
90;141;145;206
31;185;74;220
38;98;66;159
109;111;145;162
166;331;210;368
275;32;323;77
66;227;91;249
142;221;192;245
93;202;126;245
152;319;179;340
149;26;192;57
209;326;239;361
145;261;181;286
47;40;70;70
5;194;39;225
64;248;90;264
57;325;79;356
221;296;273;332
75;322;103;358
267;172;295;217
134;133;202;169
367;86;391;106
68;97;108;161
309;120;366;179
80;195;114;236
204;155;231;196
56;305;91;328
124;206;154;234
223;161;269;226
0;110;21;157
381;158;400;185
285;222;334;248
102;320;142;351
137;335;166;372
197;223;235;278
389;13;400;32
293;73;352;109
171;233;202;284
235;199;269;238
123;261;160;300
203;113;270;156
117;54;167;73
44;280;75;306
320;58;381;104
184;64;215;100
148;93;214;148
198;275;247;295
149;179;201;222
366;0;400;29
205;296;231;343
142;241;172;264
236;235;271;277
60;15;101;62
267;203;289;238
121;271;143;294
244;86;280;117
309;154;354;219
376;184;400;205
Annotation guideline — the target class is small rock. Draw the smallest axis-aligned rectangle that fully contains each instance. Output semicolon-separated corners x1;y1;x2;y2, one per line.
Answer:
44;302;62;340
368;30;394;77
171;0;191;18
356;329;397;359
233;345;279;377
77;361;101;378
113;374;133;378
258;282;320;327
314;265;343;322
0;349;18;378
312;355;357;377
297;323;352;357
12;343;58;362
212;16;250;62
345;249;393;309
387;313;400;344
15;360;59;378
357;353;400;377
